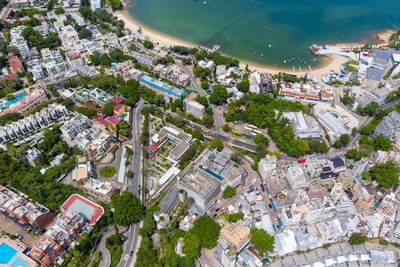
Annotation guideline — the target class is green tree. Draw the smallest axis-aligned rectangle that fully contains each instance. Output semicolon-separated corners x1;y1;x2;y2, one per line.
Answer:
209;85;228;106
227;213;244;222
203;114;214;128
111;191;144;226
183;232;200;259
231;151;244;164
143;40;154;49
102;102;116;116
78;28;92;39
237;80;250;93
250;228;275;257
209;138;223;151
221;186;236;199
222;124;230;132
110;0;123;11
347;148;358;159
193;65;211;78
190;215;220;248
192;129;204;140
254;133;269;146
374;135;393;151
361;124;375;135
100;53;111;67
370;160;400;188
349;233;368;245
201;80;209;89
196;96;208;106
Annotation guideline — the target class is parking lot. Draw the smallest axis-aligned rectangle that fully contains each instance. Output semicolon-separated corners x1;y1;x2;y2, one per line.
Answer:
0;214;37;246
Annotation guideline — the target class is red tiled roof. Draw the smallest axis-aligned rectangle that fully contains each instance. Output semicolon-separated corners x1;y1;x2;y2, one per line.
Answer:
85;102;102;113
112;97;123;105
113;103;123;112
321;91;332;97
5;74;17;80
150;144;159;153
95;113;107;124
9;56;18;61
107;114;122;126
11;61;22;68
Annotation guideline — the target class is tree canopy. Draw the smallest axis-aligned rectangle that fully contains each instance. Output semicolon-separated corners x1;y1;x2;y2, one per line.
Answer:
209;138;224;151
370;160;400;188
250;228;275;257
373;135;393;151
183;232;200;259
102;102;116;116
349;233;368;245
111;191;144;226
221;185;236;199
189;215;221;249
209;85;228;106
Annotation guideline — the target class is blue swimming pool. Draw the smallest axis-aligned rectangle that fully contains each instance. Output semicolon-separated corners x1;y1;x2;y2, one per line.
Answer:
0;243;29;266
0;92;27;108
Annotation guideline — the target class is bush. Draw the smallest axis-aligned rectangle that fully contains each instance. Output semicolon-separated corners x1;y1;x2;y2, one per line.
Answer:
349;233;368;245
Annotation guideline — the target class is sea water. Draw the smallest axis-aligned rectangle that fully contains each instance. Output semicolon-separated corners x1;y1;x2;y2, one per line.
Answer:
127;0;400;68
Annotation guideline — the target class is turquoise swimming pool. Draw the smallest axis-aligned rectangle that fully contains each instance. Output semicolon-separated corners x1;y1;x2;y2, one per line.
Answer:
0;243;29;267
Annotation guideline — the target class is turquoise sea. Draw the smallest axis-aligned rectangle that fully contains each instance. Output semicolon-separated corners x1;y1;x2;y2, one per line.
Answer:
127;0;400;69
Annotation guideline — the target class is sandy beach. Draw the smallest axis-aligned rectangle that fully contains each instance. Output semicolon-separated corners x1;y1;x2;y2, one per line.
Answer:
117;10;395;77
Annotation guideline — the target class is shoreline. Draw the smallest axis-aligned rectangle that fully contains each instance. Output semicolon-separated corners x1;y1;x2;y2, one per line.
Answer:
117;9;396;77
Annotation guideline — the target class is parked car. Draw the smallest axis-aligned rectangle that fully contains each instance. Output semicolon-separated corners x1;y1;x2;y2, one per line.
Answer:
268;204;272;209
260;184;265;192
129;251;133;256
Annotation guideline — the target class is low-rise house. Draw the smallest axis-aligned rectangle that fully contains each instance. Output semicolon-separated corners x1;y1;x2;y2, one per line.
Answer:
29;210;92;267
0;185;53;230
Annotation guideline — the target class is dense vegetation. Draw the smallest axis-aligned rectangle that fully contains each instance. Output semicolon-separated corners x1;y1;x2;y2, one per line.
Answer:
224;94;309;157
370;160;400;189
0;129;78;211
111;191;144;226
250;228;275;257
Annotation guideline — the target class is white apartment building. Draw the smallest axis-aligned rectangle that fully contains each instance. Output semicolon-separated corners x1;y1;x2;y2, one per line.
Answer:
60;115;90;140
184;100;205;119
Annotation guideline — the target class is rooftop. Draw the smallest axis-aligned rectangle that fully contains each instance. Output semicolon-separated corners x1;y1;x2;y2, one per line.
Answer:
139;74;186;98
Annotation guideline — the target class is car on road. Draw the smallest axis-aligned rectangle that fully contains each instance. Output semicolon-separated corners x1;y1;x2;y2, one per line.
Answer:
277;225;280;229
137;131;139;135
268;204;272;209
130;251;133;256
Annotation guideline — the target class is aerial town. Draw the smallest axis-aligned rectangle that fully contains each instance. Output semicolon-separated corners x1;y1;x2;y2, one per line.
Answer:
0;0;400;267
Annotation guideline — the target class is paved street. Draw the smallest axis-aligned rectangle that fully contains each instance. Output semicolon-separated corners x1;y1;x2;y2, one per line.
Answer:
118;100;144;267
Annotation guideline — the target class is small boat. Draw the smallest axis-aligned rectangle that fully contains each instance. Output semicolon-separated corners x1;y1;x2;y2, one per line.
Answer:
203;1;207;4
292;66;295;71
253;51;257;54
283;60;287;63
214;4;218;8
268;44;272;47
261;53;264;57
